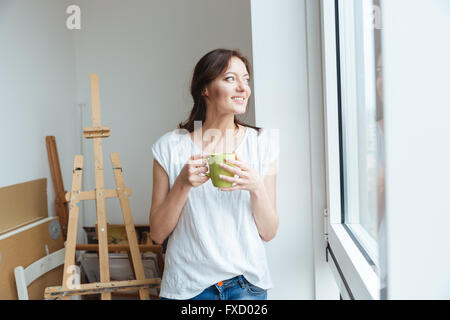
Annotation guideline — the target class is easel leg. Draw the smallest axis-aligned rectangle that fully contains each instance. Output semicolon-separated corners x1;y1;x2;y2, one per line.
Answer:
62;155;83;300
111;152;149;300
95;187;112;300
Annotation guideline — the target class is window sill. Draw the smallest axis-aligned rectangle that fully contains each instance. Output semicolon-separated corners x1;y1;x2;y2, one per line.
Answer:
328;223;380;300
345;223;378;271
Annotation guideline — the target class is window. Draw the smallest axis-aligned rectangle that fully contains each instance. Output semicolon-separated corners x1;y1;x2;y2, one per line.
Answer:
321;0;383;300
336;0;381;271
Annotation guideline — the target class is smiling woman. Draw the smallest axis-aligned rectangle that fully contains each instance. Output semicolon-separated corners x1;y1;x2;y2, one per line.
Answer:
149;48;279;300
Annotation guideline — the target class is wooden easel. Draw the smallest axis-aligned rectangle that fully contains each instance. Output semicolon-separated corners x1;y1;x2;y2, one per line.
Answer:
44;74;161;300
45;136;70;240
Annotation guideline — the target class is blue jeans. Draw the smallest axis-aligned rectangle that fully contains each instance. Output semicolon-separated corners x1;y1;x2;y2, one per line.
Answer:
160;275;267;300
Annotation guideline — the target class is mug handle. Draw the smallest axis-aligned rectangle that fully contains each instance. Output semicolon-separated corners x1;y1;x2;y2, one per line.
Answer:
204;156;210;177
205;163;210;177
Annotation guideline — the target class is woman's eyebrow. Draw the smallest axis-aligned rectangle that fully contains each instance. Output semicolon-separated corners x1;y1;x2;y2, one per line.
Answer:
224;71;250;77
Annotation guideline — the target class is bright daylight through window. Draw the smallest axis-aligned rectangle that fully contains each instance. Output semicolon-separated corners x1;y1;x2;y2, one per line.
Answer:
336;0;384;274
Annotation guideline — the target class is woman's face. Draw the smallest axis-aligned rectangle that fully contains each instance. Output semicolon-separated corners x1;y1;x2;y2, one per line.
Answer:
203;56;251;116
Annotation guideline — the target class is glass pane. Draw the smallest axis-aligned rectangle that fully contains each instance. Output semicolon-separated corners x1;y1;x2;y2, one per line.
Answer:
337;0;380;266
373;0;387;299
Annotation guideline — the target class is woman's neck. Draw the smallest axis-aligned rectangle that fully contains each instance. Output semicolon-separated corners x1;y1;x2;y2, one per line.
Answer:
202;116;239;137
190;120;243;154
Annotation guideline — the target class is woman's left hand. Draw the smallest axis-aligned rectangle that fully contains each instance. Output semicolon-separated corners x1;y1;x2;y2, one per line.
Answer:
218;153;264;193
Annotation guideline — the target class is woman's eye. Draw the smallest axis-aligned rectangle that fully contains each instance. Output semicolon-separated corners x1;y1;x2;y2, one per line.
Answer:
225;76;250;83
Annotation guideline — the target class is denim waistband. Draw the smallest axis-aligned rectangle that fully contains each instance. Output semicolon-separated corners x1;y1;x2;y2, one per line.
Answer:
214;275;246;291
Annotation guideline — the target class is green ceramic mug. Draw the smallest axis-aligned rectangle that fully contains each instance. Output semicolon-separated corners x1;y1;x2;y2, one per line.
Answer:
205;153;236;188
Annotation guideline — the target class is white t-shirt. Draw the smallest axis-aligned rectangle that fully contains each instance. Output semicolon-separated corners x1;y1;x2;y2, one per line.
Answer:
151;126;279;299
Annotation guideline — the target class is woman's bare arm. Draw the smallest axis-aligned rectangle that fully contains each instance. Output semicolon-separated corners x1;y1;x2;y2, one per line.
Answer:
149;154;209;244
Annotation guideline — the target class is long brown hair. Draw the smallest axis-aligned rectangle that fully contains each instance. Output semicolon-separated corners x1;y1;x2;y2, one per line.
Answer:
178;48;261;133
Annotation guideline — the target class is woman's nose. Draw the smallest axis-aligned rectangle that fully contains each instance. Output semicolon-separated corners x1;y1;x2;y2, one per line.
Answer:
236;80;247;92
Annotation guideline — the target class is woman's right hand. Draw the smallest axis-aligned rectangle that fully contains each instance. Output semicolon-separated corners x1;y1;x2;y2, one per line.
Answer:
176;154;210;188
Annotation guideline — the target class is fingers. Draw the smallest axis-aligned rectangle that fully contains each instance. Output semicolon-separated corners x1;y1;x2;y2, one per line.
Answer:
219;163;248;177
191;153;210;160
225;154;250;171
191;166;208;175
218;174;240;183
186;167;210;187
219;185;240;192
188;154;210;167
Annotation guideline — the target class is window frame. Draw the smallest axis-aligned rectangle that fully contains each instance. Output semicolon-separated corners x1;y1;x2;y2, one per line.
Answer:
321;0;380;300
338;0;379;268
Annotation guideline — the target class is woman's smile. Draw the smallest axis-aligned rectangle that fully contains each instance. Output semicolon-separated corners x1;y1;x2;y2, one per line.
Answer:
231;96;246;104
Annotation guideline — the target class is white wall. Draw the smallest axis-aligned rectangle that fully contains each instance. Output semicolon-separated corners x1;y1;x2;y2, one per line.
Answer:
0;0;78;218
251;0;320;299
72;0;255;230
382;0;450;299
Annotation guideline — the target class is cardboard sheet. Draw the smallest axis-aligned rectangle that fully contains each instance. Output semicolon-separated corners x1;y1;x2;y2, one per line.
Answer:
0;179;48;234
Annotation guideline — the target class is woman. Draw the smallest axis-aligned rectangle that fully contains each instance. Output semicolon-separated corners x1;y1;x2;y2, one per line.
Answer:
150;48;279;300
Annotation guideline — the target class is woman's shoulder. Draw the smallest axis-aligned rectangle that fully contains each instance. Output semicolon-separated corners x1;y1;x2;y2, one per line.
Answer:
245;126;273;142
250;127;279;157
152;129;191;173
244;126;262;138
244;127;274;150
